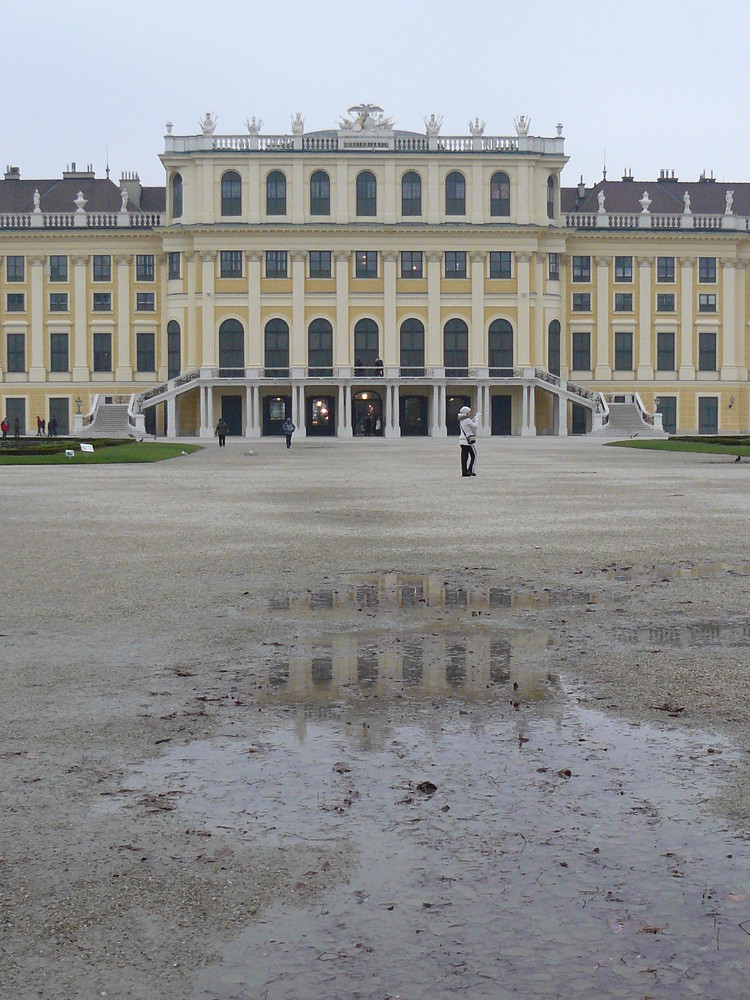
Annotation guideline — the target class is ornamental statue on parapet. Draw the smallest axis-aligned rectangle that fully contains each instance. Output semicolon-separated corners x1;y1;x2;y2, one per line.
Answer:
514;115;531;136
245;116;263;134
199;112;217;135
291;112;305;134
468;117;485;136
338;104;394;132
424;113;442;135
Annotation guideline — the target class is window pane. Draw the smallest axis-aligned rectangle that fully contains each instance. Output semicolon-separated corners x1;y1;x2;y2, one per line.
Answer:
400;251;423;278
656;332;675;371
310;171;330;215
614;256;632;282
266;171;287;215
308;318;333;372
168;253;181;280
444;319;468;374
698;332;716;371
167;320;181;379
490;172;510;217
49;293;68;312
400;319;425;373
356;172;376;216
220;251;243;278
221;171;242;216
572;256;590;282
401;171;422;216
488;320;513;371
264;319;290;373
49;255;68;282
7;333;25;372
548;321;561;376
136;332;156;371
614;332;633;371
445;252;467;278
93;292;112;311
445;172;466;215
93;255;112;281
657;257;675;283
266;251;288;278
93;333;112;372
309;251;331;278
219;319;245;371
572;332;590;370
6;256;24;282
136;255;154;281
489;252;512;279
50;332;69;372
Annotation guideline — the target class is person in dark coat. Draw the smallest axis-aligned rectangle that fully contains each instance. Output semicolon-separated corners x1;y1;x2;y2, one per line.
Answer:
13;417;21;441
282;416;296;449
215;417;228;447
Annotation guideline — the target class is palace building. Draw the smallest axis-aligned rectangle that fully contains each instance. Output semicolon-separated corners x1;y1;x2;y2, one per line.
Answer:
1;104;748;439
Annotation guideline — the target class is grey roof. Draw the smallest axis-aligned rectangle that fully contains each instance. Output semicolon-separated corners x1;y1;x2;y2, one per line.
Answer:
0;177;164;214
140;186;166;212
563;178;747;216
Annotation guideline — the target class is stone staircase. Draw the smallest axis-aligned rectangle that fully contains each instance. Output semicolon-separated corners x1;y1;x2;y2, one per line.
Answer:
80;403;134;438
601;401;666;438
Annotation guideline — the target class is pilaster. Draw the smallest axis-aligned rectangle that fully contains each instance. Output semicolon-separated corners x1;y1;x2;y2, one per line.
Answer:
532;252;544;367
516;252;531;364
679;256;695;378
185;252;198;369
115;253;132;380
245;251;262;367
72;255;90;380
291;251;306;366
201;252;216;367
720;258;741;379
426;251;442;366
29;255;46;380
636;256;654;379
335;251;350;366
470;252;486;366
383;251;398;366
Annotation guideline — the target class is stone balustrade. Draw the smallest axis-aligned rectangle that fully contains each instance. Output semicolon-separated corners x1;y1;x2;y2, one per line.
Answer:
0;211;162;230
566;210;742;231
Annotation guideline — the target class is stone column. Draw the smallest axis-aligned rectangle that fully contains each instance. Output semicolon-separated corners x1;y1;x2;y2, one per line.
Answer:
291;251;306;367
337;382;351;437
736;263;747;374
427;252;442;366
516;252;531;365
557;393;568;436
166;396;176;438
72;255;90;380
245;250;262;367
470;252;486;366
252;383;261;435
636;256;653;379
532;252;544;367
720;259;740;379
158;253;168;379
185;252;198;370
115;254;132;380
679;257;695;378
335;251;350;368
201;252;216;367
558;254;569;373
29;255;46;380
383;251;398;366
594;255;611;378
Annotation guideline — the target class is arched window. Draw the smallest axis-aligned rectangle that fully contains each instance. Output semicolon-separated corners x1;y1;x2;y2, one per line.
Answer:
221;171;242;216
400;318;425;375
444;318;468;375
401;171;422;216
310;170;330;215
167;319;181;379
308;318;333;376
354;318;379;373
264;318;289;376
547;176;555;220
548;320;561;376
218;318;244;374
171;174;183;219
356;171;377;216
266;170;286;215
445;171;466;215
488;319;514;375
490;171;510;217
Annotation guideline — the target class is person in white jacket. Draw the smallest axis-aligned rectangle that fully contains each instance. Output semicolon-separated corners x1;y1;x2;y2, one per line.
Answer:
458;405;480;477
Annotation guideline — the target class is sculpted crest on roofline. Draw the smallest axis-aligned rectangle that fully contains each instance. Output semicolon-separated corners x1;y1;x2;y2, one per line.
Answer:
338;104;395;132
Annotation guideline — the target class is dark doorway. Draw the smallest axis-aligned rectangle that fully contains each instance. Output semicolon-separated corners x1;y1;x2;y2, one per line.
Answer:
307;395;336;436
400;395;428;436
353;391;382;436
571;403;588;435
491;395;512;435
446;395;471;436
144;407;157;436
262;395;290;436
48;398;70;436
221;395;243;435
698;396;718;435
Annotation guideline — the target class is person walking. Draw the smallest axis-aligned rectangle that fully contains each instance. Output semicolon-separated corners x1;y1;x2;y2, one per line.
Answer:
215;417;228;447
1;417;8;440
458;405;480;477
36;416;43;436
13;416;21;442
282;415;296;449
48;416;58;437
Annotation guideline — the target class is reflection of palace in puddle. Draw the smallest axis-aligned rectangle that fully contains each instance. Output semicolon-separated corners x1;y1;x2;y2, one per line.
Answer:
613;622;750;648
266;628;556;703
268;573;595;615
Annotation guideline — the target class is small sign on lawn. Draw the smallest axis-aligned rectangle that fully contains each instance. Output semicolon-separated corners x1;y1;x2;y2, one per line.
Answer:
80;443;95;453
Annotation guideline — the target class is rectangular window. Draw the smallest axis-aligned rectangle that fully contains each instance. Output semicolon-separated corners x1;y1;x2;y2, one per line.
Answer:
50;332;69;372
698;332;717;371
49;255;68;282
614;293;633;312
400;251;423;279
572;255;591;282
656;395;677;435
657;332;675;371
698;257;717;283
355;251;378;278
136;332;156;372
309;250;332;278
136;292;155;311
93;255;112;282
168;252;181;280
6;256;24;282
656;293;675;312
699;293;717;312
572;292;591;312
614;332;633;371
489;251;512;279
135;254;155;281
220;250;243;278
265;250;288;278
7;293;24;312
445;251;467;278
7;333;25;372
657;256;675;283
614;256;633;282
572;331;591;370
93;292;112;312
93;332;112;372
49;293;68;312
548;253;560;281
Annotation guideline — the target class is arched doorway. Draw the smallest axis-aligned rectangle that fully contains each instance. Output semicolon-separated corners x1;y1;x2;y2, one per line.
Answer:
446;394;471;436
307;395;336;436
352;391;383;436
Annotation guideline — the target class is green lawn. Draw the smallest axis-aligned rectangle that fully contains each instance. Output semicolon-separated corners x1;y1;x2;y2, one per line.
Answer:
0;441;202;465
606;439;750;458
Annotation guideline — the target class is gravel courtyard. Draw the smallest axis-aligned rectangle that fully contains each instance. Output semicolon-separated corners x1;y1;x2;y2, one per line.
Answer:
2;435;750;999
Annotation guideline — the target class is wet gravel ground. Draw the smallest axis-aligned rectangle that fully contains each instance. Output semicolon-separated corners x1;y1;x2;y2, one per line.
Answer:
2;435;750;999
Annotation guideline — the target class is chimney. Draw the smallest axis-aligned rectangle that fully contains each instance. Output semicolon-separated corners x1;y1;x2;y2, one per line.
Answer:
4;166;20;180
577;175;586;200
119;170;142;209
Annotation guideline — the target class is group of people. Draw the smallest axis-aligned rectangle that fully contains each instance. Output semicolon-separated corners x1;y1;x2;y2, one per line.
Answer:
1;417;20;441
35;416;59;437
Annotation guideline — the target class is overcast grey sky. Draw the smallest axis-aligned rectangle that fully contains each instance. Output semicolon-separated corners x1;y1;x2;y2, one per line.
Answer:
4;0;749;189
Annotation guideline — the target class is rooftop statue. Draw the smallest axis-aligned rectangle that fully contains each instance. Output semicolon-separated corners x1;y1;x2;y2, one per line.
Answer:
683;190;691;213
338;104;394;132
424;113;443;136
120;187;129;213
597;190;606;212
726;190;734;215
74;191;87;213
291;112;305;135
245;116;263;134
199;112;217;135
514;115;530;136
468;117;485;136
639;190;651;213
32;189;41;213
